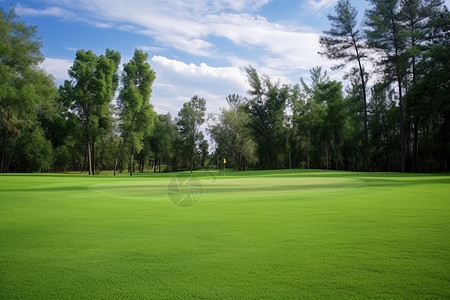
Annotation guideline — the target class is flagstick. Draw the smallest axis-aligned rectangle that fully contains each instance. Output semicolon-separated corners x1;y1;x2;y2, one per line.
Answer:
223;158;226;184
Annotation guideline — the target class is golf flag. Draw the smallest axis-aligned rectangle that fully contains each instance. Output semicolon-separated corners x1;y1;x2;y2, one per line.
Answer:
223;158;227;164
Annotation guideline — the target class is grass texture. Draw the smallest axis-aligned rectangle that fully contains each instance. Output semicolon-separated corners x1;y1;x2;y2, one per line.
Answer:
0;170;449;299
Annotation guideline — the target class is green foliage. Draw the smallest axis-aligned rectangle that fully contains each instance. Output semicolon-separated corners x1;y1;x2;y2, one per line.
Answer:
209;95;257;170
2;6;450;173
176;95;207;172
368;83;398;171
53;145;72;172
319;0;367;68
320;0;370;170
0;8;58;173
61;48;120;175
11;126;54;172
117;49;156;176
245;67;288;169
146;113;178;172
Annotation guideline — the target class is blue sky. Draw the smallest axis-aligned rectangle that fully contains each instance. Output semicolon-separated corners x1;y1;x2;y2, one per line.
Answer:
4;0;450;117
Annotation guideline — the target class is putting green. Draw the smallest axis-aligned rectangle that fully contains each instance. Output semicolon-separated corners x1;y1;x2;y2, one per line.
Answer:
90;176;361;201
0;170;449;299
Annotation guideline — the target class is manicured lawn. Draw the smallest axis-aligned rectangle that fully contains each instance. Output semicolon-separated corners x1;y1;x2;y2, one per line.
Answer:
0;170;449;299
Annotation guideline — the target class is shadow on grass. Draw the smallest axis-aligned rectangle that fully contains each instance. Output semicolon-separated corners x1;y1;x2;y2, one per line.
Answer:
0;185;91;193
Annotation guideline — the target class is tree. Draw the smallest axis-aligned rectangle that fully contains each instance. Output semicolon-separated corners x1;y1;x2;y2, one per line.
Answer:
343;75;366;171
285;84;303;169
61;48;120;175
317;81;347;169
209;95;257;171
300;66;329;98
148;113;177;173
117;49;156;176
176;96;207;173
368;83;397;171
245;66;288;169
405;6;450;171
366;0;408;171
297;67;329;169
319;0;370;171
11;126;54;172
0;8;57;172
400;0;445;171
196;131;209;168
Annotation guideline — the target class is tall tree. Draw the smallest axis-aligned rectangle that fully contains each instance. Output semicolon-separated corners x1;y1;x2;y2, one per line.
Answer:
300;66;329;98
176;96;207;173
209;95;257;171
117;49;156;176
406;6;450;171
286;84;303;169
343;75;366;171
245;66;288;169
0;8;57;172
319;0;370;171
94;49;121;173
366;0;408;171
62;49;120;175
148;113;177;173
368;83;398;171
297;67;329;169
400;0;444;170
317;81;347;170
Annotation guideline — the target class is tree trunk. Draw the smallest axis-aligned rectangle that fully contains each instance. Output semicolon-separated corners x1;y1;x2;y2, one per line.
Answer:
397;76;406;172
5;140;16;173
306;134;310;169
81;145;87;174
288;149;292;170
92;139;95;175
88;142;93;176
411;30;418;172
113;157;118;176
0;130;8;173
354;50;369;172
130;153;133;176
382;112;390;172
99;138;105;174
413;119;419;172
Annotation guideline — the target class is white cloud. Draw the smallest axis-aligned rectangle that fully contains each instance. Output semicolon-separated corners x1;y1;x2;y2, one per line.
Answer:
25;0;344;117
136;46;165;53
150;56;249;115
18;1;324;68
306;0;337;12
151;55;247;87
15;4;72;19
40;58;72;84
206;13;325;71
210;0;272;12
38;55;248;117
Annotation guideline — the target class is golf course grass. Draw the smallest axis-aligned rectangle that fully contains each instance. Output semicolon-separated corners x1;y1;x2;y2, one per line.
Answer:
0;169;449;299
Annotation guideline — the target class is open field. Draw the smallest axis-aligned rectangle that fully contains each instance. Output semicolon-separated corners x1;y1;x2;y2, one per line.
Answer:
0;170;449;299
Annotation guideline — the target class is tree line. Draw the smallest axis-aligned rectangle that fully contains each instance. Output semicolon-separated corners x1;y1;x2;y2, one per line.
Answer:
1;0;449;174
215;0;449;172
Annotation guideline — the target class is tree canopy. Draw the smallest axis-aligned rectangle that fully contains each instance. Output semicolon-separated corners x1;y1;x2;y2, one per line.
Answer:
1;3;449;173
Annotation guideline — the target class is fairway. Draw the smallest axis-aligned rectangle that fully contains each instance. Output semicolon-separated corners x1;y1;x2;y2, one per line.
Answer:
1;170;449;299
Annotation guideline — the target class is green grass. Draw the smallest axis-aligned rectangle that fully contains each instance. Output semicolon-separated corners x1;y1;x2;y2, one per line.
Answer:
0;169;449;299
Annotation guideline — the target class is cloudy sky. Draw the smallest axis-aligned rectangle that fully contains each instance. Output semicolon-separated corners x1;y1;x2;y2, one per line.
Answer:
8;0;450;117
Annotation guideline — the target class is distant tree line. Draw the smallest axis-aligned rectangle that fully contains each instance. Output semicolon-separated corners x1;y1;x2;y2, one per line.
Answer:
1;0;449;174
